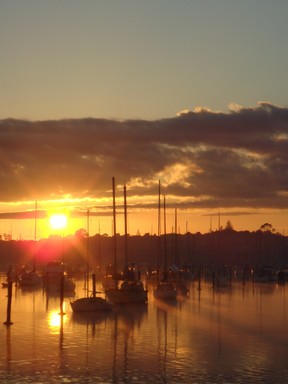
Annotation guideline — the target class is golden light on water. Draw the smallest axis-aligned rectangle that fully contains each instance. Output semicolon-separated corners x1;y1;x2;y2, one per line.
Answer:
48;309;67;334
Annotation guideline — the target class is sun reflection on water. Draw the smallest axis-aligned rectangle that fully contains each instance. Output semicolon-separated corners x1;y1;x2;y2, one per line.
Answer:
48;308;67;334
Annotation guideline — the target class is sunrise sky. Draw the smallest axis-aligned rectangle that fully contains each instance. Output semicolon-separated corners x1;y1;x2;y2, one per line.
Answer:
0;1;288;239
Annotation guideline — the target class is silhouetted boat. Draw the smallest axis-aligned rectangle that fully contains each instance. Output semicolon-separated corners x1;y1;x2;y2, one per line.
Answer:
105;179;148;304
70;274;112;313
277;269;288;284
253;265;277;283
18;202;43;289
106;279;148;304
154;281;177;300
44;261;76;292
18;271;43;288
70;212;112;313
153;184;177;301
71;295;112;312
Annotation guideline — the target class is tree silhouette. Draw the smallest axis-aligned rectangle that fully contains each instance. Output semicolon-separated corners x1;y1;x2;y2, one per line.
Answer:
259;223;275;233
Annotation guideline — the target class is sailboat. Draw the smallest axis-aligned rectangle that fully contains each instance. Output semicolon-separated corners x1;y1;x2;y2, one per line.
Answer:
153;183;177;301
70;209;112;312
70;273;112;312
171;208;189;298
18;201;43;289
105;178;148;304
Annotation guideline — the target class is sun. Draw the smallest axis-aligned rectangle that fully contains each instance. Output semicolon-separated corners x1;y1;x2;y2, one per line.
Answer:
49;213;68;230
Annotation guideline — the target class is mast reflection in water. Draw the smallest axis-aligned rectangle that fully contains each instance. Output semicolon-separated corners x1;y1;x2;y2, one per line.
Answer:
0;275;288;383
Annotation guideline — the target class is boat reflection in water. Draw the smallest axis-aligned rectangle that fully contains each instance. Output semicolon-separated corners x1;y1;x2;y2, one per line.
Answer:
1;276;288;383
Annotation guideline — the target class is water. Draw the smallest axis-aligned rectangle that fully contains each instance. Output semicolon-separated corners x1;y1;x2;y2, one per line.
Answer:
0;276;288;383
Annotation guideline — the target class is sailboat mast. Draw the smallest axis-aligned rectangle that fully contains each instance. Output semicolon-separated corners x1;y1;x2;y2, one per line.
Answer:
157;180;161;282
33;200;37;272
124;184;128;269
112;177;117;274
86;208;90;296
163;195;167;281
174;208;178;266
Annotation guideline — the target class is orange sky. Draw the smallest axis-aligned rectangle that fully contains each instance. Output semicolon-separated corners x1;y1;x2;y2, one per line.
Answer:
0;104;288;239
1;204;287;241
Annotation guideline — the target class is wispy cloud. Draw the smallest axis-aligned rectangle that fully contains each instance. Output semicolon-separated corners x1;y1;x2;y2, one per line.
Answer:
0;102;287;211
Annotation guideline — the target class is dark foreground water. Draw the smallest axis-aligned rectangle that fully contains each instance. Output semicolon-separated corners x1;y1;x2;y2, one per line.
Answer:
0;275;288;384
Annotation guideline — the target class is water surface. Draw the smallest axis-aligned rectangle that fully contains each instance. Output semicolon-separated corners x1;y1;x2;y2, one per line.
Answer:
0;276;287;383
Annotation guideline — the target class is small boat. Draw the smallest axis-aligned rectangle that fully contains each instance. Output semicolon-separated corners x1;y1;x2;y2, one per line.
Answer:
253;265;277;283
153;187;177;301
70;209;112;313
18;271;43;288
44;261;76;292
18;201;43;289
277;269;288;284
153;281;177;300
70;296;112;312
46;273;76;293
106;279;148;304
71;272;112;312
175;280;189;297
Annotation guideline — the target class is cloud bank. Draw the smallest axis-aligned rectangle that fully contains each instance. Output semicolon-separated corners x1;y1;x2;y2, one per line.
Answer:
0;102;288;212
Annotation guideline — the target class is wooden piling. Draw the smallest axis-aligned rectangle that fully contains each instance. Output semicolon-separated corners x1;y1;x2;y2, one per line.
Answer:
3;281;13;326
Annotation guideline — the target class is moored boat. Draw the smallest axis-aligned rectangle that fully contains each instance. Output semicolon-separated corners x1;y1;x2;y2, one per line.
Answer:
253;265;277;283
44;261;76;292
106;279;148;304
277;269;288;284
71;271;112;313
105;179;148;304
71;296;112;312
153;281;177;300
153;186;177;301
18;271;43;288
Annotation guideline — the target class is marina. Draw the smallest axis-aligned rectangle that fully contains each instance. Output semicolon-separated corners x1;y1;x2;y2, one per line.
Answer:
1;274;288;383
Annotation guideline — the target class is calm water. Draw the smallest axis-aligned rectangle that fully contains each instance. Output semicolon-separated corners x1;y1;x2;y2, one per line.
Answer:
0;275;288;384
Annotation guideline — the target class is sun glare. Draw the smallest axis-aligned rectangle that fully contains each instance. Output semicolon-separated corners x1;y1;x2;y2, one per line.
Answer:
49;213;68;230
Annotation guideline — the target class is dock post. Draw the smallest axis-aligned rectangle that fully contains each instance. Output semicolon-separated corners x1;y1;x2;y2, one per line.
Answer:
3;281;13;326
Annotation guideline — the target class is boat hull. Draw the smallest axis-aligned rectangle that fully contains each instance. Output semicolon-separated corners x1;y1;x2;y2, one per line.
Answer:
105;288;148;304
153;282;177;300
70;297;112;312
18;272;43;288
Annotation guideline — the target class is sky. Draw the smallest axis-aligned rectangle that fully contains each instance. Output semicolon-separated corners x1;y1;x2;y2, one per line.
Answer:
0;1;288;239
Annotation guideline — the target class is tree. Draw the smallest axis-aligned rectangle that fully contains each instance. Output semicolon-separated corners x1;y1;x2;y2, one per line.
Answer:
259;223;275;233
74;228;87;238
224;220;234;231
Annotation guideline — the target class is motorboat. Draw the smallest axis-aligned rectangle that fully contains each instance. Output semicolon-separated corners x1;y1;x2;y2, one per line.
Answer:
44;261;76;293
153;281;177;300
106;279;148;304
18;271;43;288
253;265;277;283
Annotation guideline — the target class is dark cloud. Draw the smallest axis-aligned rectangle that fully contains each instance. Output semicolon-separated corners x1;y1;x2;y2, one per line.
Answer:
0;102;288;210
